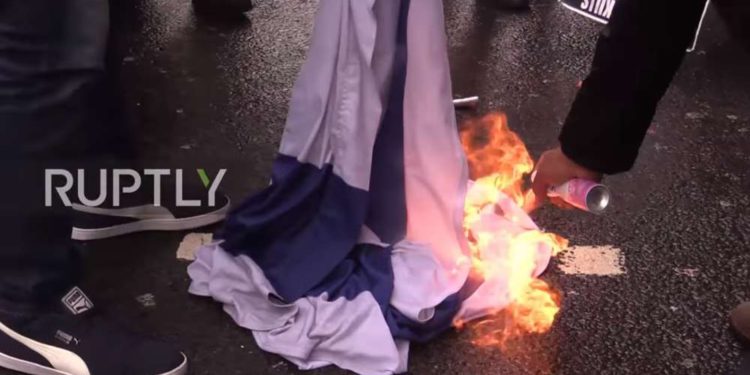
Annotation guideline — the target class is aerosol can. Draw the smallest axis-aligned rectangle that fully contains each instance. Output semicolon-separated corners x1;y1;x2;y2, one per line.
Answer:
548;179;611;214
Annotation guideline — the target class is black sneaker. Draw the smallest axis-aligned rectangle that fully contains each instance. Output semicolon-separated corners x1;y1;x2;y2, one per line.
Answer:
71;193;230;240
0;287;187;375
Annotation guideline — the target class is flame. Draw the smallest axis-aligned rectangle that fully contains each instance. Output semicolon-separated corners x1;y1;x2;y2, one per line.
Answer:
460;113;534;208
458;113;568;347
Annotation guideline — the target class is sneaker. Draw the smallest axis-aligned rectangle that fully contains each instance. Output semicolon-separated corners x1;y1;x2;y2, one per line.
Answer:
71;193;230;240
731;301;750;342
0;287;187;375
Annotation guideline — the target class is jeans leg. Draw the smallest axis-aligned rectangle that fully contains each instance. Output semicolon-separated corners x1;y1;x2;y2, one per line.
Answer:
0;0;110;308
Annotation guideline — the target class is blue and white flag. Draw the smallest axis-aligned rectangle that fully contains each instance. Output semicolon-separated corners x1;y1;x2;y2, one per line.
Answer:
188;1;551;373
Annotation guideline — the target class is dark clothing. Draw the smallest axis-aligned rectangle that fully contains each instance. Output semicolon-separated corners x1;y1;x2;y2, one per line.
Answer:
560;0;707;174
0;0;116;308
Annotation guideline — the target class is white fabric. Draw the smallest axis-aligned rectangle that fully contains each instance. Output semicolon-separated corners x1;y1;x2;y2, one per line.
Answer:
279;0;394;191
457;190;554;323
390;241;448;323
188;243;409;375
401;0;472;310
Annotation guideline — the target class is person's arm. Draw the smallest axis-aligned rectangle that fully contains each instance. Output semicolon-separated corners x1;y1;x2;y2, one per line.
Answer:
532;0;707;201
560;0;706;174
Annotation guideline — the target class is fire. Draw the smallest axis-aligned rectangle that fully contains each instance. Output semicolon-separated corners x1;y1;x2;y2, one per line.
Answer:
458;113;568;346
460;113;534;209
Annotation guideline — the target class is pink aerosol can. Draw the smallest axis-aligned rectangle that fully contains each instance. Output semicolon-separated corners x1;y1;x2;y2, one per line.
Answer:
548;179;611;214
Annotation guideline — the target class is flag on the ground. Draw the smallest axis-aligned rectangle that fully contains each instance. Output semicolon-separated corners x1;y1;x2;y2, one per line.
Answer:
188;1;552;373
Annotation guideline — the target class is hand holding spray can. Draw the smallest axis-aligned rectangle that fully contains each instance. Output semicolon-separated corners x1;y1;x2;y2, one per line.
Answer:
547;179;611;214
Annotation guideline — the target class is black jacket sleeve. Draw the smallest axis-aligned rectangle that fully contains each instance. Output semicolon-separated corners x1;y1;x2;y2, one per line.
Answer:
559;0;707;174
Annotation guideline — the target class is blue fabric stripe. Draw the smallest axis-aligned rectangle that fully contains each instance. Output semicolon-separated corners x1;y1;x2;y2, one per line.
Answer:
220;154;368;301
364;0;409;245
307;244;394;312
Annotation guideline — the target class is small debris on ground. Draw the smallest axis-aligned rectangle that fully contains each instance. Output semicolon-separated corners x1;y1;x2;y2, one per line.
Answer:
177;233;214;261
680;359;696;368
674;268;700;277
686;112;706;120
136;293;157;308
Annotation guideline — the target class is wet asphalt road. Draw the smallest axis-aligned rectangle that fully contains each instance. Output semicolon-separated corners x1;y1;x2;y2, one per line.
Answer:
4;1;749;374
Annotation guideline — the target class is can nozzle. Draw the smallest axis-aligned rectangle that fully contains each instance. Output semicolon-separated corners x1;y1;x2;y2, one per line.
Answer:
548;179;610;214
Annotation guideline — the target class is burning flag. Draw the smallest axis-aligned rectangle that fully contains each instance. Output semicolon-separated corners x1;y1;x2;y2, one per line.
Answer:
187;1;566;374
457;113;568;346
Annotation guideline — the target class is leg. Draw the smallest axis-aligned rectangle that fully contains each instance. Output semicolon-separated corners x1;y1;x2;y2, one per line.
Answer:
0;0;110;308
0;3;188;374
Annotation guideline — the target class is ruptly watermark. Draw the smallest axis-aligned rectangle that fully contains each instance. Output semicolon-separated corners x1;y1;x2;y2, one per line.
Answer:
45;169;226;207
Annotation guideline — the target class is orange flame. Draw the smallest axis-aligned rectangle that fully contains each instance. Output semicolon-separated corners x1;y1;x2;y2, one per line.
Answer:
460;113;536;211
458;113;568;347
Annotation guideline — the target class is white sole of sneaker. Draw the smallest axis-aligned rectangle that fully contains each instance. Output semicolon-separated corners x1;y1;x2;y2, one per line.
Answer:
0;351;188;375
0;321;87;375
71;202;230;241
161;353;189;375
0;320;189;375
0;351;69;375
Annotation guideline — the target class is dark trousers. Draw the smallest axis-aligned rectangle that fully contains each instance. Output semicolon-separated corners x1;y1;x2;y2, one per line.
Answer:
0;0;121;308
